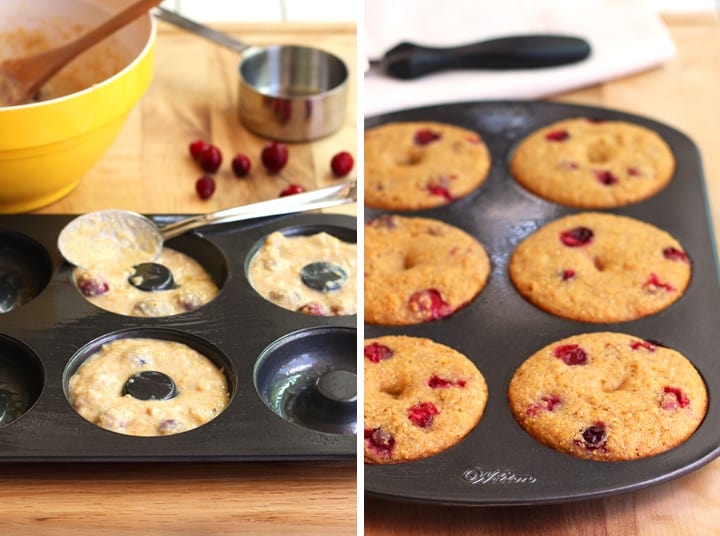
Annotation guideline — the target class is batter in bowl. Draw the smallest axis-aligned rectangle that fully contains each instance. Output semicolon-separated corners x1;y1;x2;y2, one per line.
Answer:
248;231;357;316
73;247;219;317
68;337;230;437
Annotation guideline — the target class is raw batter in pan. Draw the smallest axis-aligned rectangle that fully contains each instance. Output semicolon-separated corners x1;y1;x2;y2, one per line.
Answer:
69;337;229;437
248;231;357;316
73;247;219;317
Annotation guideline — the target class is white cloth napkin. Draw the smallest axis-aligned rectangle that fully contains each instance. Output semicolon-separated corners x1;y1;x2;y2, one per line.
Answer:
364;0;676;117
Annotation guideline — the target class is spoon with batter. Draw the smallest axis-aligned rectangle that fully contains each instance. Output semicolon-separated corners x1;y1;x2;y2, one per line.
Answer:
0;0;163;107
57;180;357;270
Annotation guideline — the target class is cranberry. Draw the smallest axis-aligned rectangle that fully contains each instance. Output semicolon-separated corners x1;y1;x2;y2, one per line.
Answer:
280;183;306;197
660;386;690;410
158;419;184;435
178;292;202;312
195;175;216;199
408;289;453;321
198;144;223;173
545;129;569;141
407;401;439;428
364;342;393;363
189;139;210;160
414;129;441;145
77;274;109;297
627;166;642;176
428;375;466;388
261;141;289;173
553;344;588;366
427;184;453;202
630;340;657;352
526;394;562;416
643;273;675;292
297;302;325;315
365;427;395;457
231;154;251;177
560;227;594;247
561;269;576;281
330;151;354;177
594;170;619;186
663;247;689;262
580;422;607;450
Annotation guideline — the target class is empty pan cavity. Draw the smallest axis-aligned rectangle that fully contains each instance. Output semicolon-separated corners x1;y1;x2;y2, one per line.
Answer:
254;326;356;436
0;334;44;426
0;230;53;314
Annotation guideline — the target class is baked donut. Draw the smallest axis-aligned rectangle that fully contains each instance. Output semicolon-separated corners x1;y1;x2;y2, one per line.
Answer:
510;117;675;208
508;332;707;461
364;121;491;210
509;212;691;323
364;335;488;464
364;215;490;325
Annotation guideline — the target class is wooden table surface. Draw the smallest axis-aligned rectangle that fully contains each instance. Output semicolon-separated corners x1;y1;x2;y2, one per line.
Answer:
12;21;358;536
364;12;720;536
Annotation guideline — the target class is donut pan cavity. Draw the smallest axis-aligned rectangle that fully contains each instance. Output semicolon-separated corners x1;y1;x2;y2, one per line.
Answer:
0;212;355;461
364;101;720;505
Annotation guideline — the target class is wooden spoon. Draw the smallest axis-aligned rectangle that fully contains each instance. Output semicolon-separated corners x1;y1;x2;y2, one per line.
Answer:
0;0;163;107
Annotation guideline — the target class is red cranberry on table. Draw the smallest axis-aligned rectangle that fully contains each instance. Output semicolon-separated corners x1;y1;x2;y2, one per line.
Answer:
188;139;210;160
195;175;216;199
231;154;252;177
197;144;223;173
261;141;289;173
280;183;306;197
330;151;354;177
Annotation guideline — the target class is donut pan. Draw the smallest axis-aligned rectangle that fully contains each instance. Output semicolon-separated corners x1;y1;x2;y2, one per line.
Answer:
364;100;720;505
0;212;356;461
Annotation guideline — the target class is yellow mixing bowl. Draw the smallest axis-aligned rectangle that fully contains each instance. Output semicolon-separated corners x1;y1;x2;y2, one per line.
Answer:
0;0;156;213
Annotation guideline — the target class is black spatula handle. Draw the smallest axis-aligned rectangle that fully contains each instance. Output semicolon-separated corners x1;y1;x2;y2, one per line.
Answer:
383;35;591;80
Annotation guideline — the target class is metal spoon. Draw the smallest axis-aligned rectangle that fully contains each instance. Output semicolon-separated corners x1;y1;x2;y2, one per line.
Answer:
58;180;356;268
0;0;163;107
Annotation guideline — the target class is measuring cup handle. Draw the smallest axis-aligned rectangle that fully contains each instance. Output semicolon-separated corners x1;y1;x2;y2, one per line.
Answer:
159;181;356;240
152;7;250;54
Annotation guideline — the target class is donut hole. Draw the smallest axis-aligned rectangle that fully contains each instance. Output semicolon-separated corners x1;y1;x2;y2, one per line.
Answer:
403;254;421;270
586;139;618;163
593;256;607;272
395;149;424;167
380;379;407;399
601;365;635;393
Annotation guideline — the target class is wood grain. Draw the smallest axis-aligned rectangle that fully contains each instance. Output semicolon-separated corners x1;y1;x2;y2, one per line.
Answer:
14;21;357;536
364;12;720;536
35;21;357;216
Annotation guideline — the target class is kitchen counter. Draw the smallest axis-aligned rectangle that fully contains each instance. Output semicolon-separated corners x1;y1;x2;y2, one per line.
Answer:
364;12;720;536
8;21;357;535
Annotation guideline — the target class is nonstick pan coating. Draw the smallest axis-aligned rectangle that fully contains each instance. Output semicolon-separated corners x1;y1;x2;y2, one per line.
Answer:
364;100;720;506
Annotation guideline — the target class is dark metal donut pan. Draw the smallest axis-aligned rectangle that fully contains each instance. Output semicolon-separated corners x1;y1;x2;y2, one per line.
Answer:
0;212;356;461
364;101;720;505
